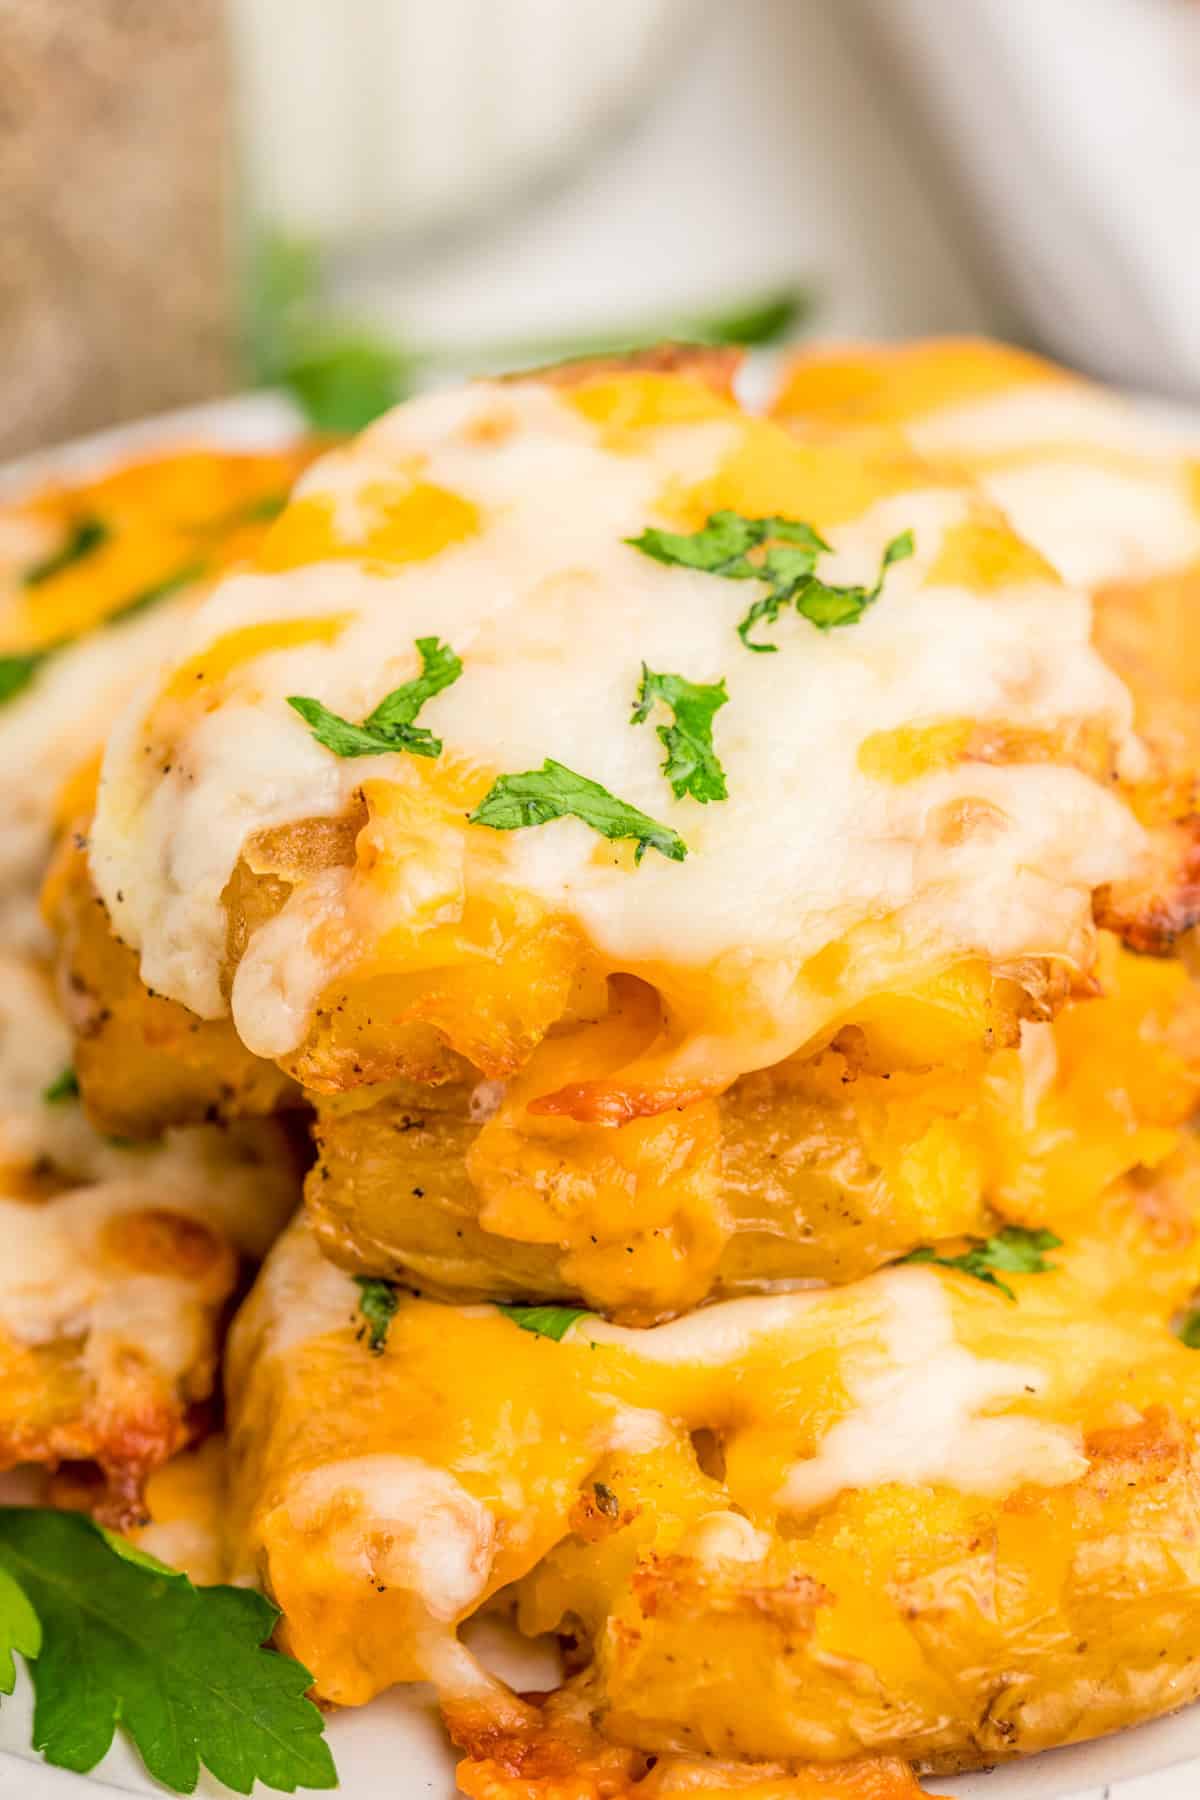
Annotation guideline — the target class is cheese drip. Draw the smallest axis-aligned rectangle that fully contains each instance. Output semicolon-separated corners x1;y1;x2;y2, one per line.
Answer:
93;375;1147;1086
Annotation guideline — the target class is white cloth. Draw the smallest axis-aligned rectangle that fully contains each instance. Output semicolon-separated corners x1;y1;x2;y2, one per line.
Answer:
856;0;1200;398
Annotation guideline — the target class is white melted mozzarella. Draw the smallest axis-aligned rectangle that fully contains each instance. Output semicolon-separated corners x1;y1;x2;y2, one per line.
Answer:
589;1267;1085;1505
0;599;198;950
283;1455;496;1621
93;382;1147;1078
777;1267;1087;1509
909;383;1200;588
0;949;295;1258
0;1181;214;1380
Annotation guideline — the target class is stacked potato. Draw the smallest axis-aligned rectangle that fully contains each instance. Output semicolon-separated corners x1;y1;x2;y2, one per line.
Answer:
0;445;316;1528
28;346;1200;1797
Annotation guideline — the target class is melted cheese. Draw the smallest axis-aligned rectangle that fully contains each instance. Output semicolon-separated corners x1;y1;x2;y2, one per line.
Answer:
775;341;1200;590
775;1268;1087;1509
0;1181;222;1371
93;375;1147;1089
283;1456;496;1620
0;444;319;948
228;1198;1200;1724
0;948;295;1255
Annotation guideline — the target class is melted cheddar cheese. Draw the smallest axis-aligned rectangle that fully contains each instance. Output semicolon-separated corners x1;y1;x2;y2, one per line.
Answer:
772;338;1200;590
227;1183;1200;1768
0;444;322;951
92;369;1148;1109
0;947;297;1523
304;932;1200;1317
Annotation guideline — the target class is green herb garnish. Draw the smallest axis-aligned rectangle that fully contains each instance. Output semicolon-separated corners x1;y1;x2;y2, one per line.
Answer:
0;562;209;712
355;1276;400;1353
628;511;915;653
1175;1306;1200;1349
22;516;109;588
248;230;812;431
470;759;686;864
0;1507;334;1794
42;1068;79;1106
497;1304;592;1342
106;561;209;628
899;1226;1063;1302
289;636;462;760
631;665;729;803
0;650;52;706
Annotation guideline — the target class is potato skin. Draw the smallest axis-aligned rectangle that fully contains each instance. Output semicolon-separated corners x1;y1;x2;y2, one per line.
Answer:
535;1417;1200;1771
308;936;1200;1318
44;826;297;1138
229;1162;1200;1769
307;1052;989;1320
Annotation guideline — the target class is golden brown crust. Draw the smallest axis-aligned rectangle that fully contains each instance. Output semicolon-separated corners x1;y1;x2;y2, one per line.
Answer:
43;823;298;1137
446;1689;936;1800
0;1200;233;1528
511;343;743;397
1094;816;1200;953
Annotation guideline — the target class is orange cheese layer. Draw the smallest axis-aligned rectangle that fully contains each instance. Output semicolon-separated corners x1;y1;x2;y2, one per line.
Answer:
227;1174;1200;1765
772;337;1200;590
306;933;1200;1320
91;367;1147;1103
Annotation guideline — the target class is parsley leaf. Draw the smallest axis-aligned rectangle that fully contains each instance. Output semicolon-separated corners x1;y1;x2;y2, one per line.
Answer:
629;510;828;579
628;511;914;653
22;516;109;588
497;1304;592;1341
277;335;416;435
0;561;209;713
1175;1306;1200;1350
470;758;686;864
107;561;210;628
0;1507;335;1794
632;665;729;803
355;1276;400;1353
900;1226;1063;1302
0;1564;40;1695
42;1067;79;1105
289;635;462;760
0;650;51;706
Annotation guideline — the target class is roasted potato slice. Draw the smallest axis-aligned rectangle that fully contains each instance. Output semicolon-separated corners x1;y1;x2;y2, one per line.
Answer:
305;935;1200;1317
0;442;322;949
43;825;296;1137
0;950;298;1524
227;1164;1200;1771
87;359;1148;1157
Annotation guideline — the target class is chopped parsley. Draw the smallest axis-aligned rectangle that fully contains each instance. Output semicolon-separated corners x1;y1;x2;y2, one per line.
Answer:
632;665;729;804
22;515;109;587
899;1226;1063;1302
1175;1306;1200;1350
470;759;686;864
221;492;289;529
0;1507;334;1793
355;1276;400;1353
0;561;210;711
628;510;914;652
288;636;462;759
42;1067;79;1106
106;561;209;627
497;1303;592;1342
0;650;51;706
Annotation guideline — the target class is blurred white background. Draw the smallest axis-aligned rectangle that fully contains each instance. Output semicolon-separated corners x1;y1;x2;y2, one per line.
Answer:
4;0;1198;455
231;0;1200;390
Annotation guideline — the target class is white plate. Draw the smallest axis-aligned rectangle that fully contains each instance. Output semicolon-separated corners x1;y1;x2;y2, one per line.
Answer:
2;389;1199;1800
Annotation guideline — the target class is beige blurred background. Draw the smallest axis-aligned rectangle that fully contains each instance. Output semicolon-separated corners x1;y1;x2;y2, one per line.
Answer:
2;0;1197;459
